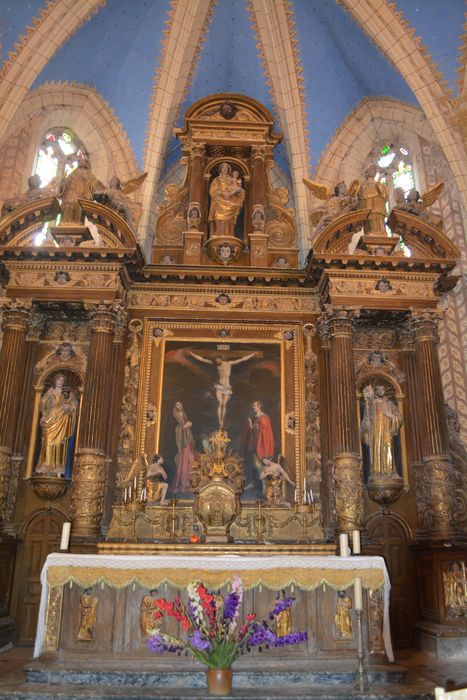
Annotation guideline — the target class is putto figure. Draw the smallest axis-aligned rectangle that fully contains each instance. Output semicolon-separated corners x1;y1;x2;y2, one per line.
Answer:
393;183;444;228
303;177;360;234
93;173;147;229
361;384;402;477
1;174;58;215
35;373;78;477
208;162;245;237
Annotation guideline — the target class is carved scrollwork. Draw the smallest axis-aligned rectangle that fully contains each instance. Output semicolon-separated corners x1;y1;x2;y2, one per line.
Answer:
265;174;296;248
155;182;189;246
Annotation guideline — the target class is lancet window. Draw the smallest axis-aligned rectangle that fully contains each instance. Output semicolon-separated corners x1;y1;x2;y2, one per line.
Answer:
33;127;88;187
371;143;417;206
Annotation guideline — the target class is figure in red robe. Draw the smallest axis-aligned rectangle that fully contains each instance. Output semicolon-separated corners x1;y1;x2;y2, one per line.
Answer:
244;401;274;490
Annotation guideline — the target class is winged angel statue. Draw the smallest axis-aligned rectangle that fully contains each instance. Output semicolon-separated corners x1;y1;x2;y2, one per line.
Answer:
394;183;444;229
94;173;147;229
303;178;361;234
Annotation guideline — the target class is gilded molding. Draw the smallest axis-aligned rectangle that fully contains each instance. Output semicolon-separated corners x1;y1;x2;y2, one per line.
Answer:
333;453;365;532
71;449;107;538
44;585;64;652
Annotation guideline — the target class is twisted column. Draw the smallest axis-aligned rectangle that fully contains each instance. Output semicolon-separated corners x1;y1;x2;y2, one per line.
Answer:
411;310;460;539
0;300;32;520
71;301;127;538
319;308;364;533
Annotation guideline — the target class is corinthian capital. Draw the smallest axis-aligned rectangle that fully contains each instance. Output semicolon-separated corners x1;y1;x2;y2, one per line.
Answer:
190;142;206;159
318;306;360;339
0;298;34;333
411;309;444;343
86;300;128;335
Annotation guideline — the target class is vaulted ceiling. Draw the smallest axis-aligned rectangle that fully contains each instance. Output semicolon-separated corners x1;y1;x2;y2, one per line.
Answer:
0;0;465;251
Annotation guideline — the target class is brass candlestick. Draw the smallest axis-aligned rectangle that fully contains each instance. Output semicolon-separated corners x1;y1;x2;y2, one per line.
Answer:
355;609;369;691
255;499;266;544
168;498;178;543
295;503;312;544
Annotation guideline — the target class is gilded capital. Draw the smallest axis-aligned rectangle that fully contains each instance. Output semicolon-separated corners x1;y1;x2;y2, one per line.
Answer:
190;142;206;160
86;300;127;335
251;144;267;161
319;306;360;339
411;309;443;343
0;298;33;333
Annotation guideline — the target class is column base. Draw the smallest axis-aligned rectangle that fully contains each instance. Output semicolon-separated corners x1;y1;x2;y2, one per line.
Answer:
71;449;107;539
333;452;365;532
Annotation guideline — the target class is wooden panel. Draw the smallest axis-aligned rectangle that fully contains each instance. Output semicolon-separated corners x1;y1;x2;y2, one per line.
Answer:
16;512;64;645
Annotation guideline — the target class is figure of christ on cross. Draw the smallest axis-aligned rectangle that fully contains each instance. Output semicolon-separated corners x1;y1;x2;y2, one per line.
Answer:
189;349;259;428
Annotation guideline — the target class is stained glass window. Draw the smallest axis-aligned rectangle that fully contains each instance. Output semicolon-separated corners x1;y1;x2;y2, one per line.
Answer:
33;128;88;187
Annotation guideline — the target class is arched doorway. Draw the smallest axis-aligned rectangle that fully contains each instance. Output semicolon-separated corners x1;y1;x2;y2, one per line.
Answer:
367;514;417;648
15;511;65;644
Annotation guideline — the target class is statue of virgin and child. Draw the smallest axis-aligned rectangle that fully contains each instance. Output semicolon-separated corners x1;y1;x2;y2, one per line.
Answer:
208;162;245;237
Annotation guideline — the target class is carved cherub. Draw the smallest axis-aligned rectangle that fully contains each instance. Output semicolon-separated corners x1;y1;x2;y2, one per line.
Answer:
94;173;147;229
303;178;361;234
393;183;444;228
1;174;58;216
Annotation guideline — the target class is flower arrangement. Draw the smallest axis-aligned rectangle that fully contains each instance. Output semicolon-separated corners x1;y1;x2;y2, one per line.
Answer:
147;576;307;669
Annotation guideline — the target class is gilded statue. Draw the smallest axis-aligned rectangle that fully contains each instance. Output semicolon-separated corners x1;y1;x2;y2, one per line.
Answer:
361;163;388;236
208;162;245;237
335;590;352;640
361;385;402;478
275;591;292;637
259;457;295;507
77;589;99;641
303;178;360;234
35;373;79;477
443;562;467;617
1;174;57;215
394;183;444;228
93;173;147;229
59;160;104;223
145;453;169;505
139;590;162;639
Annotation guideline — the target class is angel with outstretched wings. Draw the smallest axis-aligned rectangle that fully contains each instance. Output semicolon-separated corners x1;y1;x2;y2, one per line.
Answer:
394;183;444;228
303;177;361;233
94;173;147;229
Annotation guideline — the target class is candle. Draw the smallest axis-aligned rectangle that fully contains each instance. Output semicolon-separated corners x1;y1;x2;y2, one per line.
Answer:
354;576;363;610
129;485;132;500
60;522;71;551
339;533;349;557
352;529;361;554
294;488;298;503
303;479;307;505
309;487;314;504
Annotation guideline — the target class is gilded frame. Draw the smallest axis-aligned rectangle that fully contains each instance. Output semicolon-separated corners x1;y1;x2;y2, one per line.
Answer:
134;320;306;496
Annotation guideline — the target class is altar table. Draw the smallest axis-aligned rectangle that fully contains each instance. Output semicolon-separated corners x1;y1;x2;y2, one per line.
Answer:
35;553;394;661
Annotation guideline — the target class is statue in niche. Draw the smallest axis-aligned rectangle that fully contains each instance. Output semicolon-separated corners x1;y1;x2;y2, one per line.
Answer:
335;590;353;640
393;183;444;229
93;173;147;229
360;384;402;478
361;163;388;236
369;590;384;655
442;561;467;617
208;162;245;237
59;160;104;223
140;589;162;639
35;373;79;477
77;588;99;641
1;174;58;215
302;177;360;234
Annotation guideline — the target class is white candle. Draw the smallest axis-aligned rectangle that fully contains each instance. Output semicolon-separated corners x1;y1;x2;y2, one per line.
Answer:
294;488;298;503
354;577;363;610
339;533;349;557
129;485;132;500
303;479;307;504
352;529;361;554
60;522;71;551
309;487;314;504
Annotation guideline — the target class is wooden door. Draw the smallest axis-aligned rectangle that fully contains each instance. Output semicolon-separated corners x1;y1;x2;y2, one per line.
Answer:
367;516;417;648
16;512;63;644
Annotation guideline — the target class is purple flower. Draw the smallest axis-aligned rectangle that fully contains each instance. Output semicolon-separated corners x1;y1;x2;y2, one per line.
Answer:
223;592;240;621
189;629;211;651
270;596;294;619
248;624;277;647
274;631;307;646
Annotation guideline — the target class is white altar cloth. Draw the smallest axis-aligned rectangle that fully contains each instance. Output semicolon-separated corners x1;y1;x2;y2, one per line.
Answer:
35;553;393;661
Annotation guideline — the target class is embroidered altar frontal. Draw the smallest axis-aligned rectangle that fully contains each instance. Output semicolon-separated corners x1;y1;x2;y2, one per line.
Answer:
36;553;393;663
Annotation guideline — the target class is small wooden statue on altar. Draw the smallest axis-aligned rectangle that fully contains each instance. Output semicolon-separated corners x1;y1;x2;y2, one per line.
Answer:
335;590;353;640
259;457;295;507
77;589;99;641
145;453;169;505
139;590;162;640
